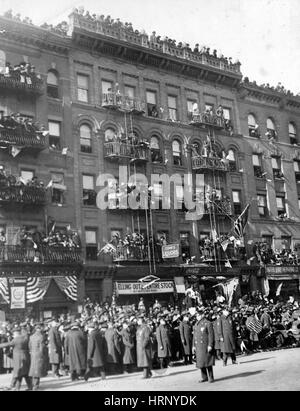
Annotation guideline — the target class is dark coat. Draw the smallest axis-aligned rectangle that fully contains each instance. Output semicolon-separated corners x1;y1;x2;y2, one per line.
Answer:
156;324;172;358
87;329;106;368
104;328;121;364
213;317;223;350
29;331;48;378
220;316;236;353
179;321;192;355
120;328;135;365
136;325;152;368
65;328;87;372
193;319;215;369
48;327;63;365
0;335;30;378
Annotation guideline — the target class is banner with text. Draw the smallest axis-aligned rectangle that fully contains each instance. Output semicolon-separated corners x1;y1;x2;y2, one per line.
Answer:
9;278;27;310
162;244;180;259
116;281;174;295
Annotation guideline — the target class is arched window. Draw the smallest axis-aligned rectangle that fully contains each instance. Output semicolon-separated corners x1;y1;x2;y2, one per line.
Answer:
0;50;6;74
248;114;259;137
266;118;277;139
289;122;297;145
150;136;163;163
80;124;92;153
47;70;59;98
105;128;117;142
172;139;182;166
227;149;237;172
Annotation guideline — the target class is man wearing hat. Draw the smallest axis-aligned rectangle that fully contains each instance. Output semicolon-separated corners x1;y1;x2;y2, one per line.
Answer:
192;307;215;383
156;316;172;369
179;314;193;365
104;321;122;374
212;308;223;361
29;323;48;391
136;316;152;379
85;321;106;382
120;320;135;373
65;322;87;381
0;325;32;391
220;309;237;366
48;318;63;378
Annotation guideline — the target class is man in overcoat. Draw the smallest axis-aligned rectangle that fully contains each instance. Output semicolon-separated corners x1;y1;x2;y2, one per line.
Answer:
48;318;63;378
220;309;237;366
136;316;152;379
64;322;87;381
0;325;32;391
156;317;172;369
105;321;122;374
213;308;223;360
29;323;49;391
120;321;135;373
193;307;215;383
179;315;193;365
85;321;106;381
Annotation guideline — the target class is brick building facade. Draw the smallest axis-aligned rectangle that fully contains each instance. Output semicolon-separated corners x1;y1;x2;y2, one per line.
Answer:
0;10;299;317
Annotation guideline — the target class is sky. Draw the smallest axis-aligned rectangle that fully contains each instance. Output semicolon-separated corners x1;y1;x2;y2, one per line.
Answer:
0;0;300;93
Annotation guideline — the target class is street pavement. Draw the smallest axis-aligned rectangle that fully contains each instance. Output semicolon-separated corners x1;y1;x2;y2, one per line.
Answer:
0;348;299;391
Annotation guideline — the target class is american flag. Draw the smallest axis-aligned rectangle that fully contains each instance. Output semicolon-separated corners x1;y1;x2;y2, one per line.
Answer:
247;316;262;334
233;204;250;239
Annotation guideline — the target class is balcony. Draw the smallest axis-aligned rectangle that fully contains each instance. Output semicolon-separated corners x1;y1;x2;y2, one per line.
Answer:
0;74;44;94
0;128;47;150
112;245;162;262
0;245;82;264
102;93;146;114
192;156;229;172
189;113;225;129
0;185;46;205
205;198;232;216
104;142;149;162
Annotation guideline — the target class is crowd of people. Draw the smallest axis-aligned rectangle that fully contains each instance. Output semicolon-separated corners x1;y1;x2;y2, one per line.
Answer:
0;292;299;390
252;242;300;266
0;113;47;137
243;77;298;98
0;59;42;87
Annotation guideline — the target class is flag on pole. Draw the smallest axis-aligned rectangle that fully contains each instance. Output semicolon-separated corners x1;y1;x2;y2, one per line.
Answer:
233;204;250;239
276;282;283;296
247;316;263;334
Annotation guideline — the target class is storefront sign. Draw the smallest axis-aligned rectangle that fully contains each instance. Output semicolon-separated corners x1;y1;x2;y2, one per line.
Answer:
162;244;180;259
266;266;300;280
8;278;26;310
116;281;174;295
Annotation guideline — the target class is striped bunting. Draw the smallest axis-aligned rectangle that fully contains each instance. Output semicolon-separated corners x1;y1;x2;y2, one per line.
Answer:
55;276;78;301
27;277;51;303
247;316;263;334
0;278;9;303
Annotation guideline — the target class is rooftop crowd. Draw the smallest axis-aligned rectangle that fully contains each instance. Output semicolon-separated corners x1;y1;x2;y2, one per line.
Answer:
0;290;299;390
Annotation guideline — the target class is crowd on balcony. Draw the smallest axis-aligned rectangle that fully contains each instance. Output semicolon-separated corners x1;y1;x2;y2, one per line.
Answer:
0;113;48;138
69;7;241;72
198;234;242;263
190;104;233;133
0;60;42;87
252;242;300;266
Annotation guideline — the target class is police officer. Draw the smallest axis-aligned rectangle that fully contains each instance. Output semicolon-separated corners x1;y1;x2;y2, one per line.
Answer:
193;307;215;383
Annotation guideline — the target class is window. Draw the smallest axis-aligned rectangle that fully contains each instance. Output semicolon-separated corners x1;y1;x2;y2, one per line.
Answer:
187;100;198;119
205;103;214;112
289;123;297;145
294;160;300;183
48;121;61;150
83;175;96;206
227;149;237;172
102;80;113;94
252;154;263;178
47;70;59;99
168;96;177;121
77;74;89;102
180;232;191;260
172;139;182;166
232;190;242;215
261;235;273;248
281;236;291;250
156;231;168;244
150;136;163;163
175;184;184;210
276;196;286;217
223;108;231;120
124;85;135;98
153;182;163;209
51;173;65;204
266;118;277;139
0;50;6;74
80;124;92;153
271;156;283;179
248;114;259;137
85;229;98;260
105;128;117;142
146;90;158;117
257;194;268;217
21;170;34;184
